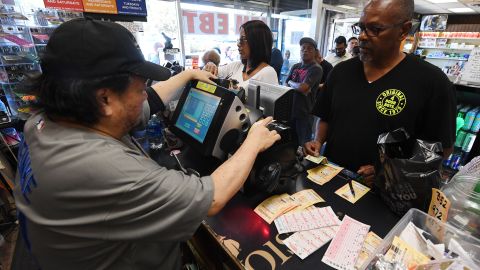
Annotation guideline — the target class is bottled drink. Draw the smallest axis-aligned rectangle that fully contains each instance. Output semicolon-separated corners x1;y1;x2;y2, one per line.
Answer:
471;112;480;133
146;114;164;150
463;107;479;130
454;129;467;148
0;99;9;115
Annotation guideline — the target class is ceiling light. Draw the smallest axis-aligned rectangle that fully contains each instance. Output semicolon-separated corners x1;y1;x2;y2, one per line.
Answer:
448;7;475;12
336;5;357;10
246;0;270;6
426;0;458;3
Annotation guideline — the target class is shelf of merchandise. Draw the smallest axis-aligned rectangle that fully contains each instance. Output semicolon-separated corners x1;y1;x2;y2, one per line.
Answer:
425;57;469;61
419;37;480;40
418;47;475;51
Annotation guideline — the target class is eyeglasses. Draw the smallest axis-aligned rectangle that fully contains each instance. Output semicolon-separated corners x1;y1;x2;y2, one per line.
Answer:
352;21;407;37
236;37;248;45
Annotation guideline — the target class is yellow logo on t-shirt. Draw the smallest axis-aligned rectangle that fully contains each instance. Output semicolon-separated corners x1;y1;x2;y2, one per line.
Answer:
376;89;406;116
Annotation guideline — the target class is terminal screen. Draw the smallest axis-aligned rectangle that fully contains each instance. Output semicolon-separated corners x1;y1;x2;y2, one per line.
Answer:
175;88;221;143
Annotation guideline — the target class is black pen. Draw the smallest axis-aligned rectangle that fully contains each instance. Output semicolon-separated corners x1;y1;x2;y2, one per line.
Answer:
348;180;356;198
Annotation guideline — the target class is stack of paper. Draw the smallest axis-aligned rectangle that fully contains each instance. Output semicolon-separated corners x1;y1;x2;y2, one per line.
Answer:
274;206;341;234
254;193;300;224
254;190;325;224
307;163;343;186
355;232;383;269
384;236;430;268
290;189;325;212
322;215;370;269
335;180;370;204
283;226;340;260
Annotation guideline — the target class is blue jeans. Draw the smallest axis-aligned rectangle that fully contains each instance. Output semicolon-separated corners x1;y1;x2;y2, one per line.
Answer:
292;115;313;146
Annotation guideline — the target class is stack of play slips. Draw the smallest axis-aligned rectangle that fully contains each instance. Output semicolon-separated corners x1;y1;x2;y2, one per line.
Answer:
305;155;343;185
254;190;325;224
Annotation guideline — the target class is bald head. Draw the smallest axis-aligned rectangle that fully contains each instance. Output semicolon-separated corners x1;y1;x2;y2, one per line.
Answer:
365;0;414;22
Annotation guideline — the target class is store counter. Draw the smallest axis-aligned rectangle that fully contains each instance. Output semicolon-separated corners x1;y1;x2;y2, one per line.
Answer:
152;147;400;269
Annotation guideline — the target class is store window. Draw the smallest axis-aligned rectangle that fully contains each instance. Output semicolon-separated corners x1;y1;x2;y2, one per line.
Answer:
137;0;181;66
180;2;268;67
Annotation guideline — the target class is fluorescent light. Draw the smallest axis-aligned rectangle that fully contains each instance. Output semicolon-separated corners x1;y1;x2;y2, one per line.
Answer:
246;0;270;6
426;0;458;3
448;7;475;12
336;5;357;10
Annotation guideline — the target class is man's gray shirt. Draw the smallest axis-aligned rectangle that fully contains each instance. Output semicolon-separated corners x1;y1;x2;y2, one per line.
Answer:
14;111;214;269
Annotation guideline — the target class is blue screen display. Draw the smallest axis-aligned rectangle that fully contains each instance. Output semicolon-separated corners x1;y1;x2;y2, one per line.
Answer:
175;89;221;143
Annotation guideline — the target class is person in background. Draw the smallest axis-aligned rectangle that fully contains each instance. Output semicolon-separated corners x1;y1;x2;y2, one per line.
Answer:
201;49;221;67
315;51;333;87
305;0;456;185
280;50;291;79
347;36;359;55
351;45;360;57
204;20;279;90
325;36;351;67
270;47;284;82
147;41;164;65
224;46;235;63
285;37;323;146
14;18;280;270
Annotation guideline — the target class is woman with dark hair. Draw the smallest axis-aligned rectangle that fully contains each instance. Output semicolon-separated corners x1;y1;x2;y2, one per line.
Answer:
204;20;278;89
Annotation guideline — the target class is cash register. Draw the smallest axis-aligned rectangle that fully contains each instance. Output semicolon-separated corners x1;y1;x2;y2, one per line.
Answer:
170;80;300;194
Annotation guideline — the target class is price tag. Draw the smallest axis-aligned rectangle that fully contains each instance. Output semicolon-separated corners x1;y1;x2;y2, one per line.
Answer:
428;188;451;222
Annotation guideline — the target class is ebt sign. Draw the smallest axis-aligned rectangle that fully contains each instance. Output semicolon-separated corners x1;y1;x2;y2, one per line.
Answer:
182;10;267;35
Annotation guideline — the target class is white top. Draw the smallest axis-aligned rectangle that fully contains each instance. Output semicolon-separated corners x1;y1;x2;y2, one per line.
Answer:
325;53;352;67
218;61;279;90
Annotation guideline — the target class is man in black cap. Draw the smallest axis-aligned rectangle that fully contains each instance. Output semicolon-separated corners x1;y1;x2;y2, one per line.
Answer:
14;18;280;269
285;37;323;146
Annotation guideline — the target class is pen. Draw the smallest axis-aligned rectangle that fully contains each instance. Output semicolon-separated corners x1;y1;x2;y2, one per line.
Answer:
348;180;356;198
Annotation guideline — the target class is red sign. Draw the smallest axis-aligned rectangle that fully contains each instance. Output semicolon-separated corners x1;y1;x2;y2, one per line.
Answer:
43;0;84;11
182;10;267;35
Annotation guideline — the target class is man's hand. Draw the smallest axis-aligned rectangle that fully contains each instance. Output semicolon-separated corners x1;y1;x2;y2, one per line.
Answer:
357;165;375;187
187;69;216;84
304;140;321;157
203;62;218;76
246;117;281;153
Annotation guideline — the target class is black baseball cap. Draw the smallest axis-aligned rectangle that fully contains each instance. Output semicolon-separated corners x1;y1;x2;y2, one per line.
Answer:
299;37;318;49
41;18;171;81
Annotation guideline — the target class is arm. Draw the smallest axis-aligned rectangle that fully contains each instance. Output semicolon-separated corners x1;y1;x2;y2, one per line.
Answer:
287;80;311;94
208;117;280;215
287;65;323;94
304;120;328;156
150;69;215;104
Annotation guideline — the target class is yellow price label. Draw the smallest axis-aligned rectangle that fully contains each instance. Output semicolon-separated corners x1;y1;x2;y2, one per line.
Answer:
196;81;216;93
428;188;450;222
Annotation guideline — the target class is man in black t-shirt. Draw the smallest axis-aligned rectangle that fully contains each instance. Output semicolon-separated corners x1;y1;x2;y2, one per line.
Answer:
285;37;323;146
315;52;333;86
305;0;456;184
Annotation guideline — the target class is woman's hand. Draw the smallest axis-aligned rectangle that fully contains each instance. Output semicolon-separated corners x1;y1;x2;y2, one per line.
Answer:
203;62;218;76
187;69;217;84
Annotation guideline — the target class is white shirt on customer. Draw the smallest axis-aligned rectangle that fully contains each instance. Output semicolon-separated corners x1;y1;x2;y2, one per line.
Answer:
325;53;352;67
218;61;279;90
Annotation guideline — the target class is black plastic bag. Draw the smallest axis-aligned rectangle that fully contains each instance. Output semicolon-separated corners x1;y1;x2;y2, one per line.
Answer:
375;128;443;216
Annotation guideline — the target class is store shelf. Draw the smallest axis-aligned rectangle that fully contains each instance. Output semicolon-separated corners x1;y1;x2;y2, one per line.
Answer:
425;57;469;61
418;47;474;51
0;82;19;85
420;37;480;40
0;62;35;66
